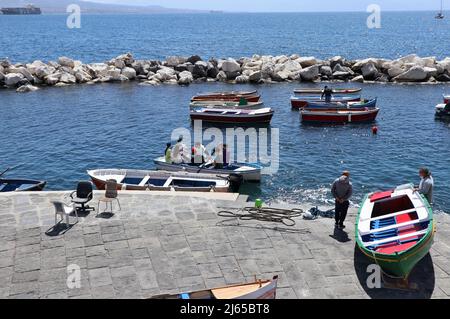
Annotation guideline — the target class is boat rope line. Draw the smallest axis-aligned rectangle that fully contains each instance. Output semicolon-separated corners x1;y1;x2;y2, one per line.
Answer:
217;207;304;227
215;221;311;234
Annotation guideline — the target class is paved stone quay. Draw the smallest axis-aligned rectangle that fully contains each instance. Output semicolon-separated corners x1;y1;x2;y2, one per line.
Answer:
0;191;449;299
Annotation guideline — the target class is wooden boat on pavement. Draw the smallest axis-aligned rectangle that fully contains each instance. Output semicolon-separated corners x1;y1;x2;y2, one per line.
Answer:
189;100;264;109
151;276;278;299
294;88;362;95
0;178;46;192
154;157;262;182
301;108;379;124
356;184;435;279
291;95;361;109
190;107;274;124
87;169;241;193
305;98;377;110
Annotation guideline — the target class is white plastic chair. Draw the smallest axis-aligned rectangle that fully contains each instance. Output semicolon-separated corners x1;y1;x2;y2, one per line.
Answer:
52;201;78;227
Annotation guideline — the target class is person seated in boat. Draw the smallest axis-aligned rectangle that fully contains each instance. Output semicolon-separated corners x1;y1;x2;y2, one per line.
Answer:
191;141;210;165
212;144;231;169
164;143;172;163
414;167;434;204
172;136;190;164
321;86;333;103
331;171;353;230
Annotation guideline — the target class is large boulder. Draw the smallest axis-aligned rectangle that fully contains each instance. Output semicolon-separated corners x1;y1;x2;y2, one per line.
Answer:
387;66;405;78
4;73;24;87
299;65;319;81
216;70;227;82
156;67;177;81
74;70;92;83
45;73;62;85
112;53;134;67
361;63;378;80
165;56;187;67
248;70;262;82
350;75;364;83
187;55;202;64
393;66;428;82
436;73;450;82
178;71;194;85
281;60;302;73
220;59;241;73
192;61;208;78
320;66;332;76
296;56;317;68
235;75;249;84
207;64;219;78
329;56;345;69
58;56;75;68
16;84;39;93
11;67;35;82
89;63;109;77
59;72;77;84
121;67;137;79
106;67;122;80
261;62;275;79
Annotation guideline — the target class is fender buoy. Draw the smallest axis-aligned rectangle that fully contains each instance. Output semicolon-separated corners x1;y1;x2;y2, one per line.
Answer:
372;126;378;135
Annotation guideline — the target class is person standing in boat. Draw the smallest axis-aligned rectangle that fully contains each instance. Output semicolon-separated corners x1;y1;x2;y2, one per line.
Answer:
212;144;231;169
415;167;434;204
172;136;190;164
331;171;353;230
321;86;333;103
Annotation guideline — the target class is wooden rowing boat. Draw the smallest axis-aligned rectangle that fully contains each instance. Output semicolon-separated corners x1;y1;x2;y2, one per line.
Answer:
153;157;262;182
435;103;450;118
300;108;379;124
192;93;261;103
291;95;361;109
0;179;46;192
356;184;435;279
195;90;258;97
294;88;362;95
189;100;264;109
87;169;240;193
305;98;377;110
190;107;274;124
151;276;278;299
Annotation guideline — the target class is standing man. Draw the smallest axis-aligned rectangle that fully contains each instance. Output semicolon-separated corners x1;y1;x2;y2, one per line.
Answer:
415;167;434;204
331;171;353;229
321;85;333;103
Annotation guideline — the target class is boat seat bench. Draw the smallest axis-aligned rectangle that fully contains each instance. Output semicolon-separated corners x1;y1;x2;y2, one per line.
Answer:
363;229;428;247
361;207;425;222
364;218;426;235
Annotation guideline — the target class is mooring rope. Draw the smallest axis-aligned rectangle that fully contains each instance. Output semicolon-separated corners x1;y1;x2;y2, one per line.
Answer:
217;207;304;227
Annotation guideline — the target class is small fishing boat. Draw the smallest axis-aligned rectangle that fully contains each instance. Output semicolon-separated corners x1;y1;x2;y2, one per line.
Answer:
87;169;241;193
0;179;46;192
189;100;264;109
294;88;362;95
151;276;278;299
435;103;450;118
195;90;258;97
356;184;435;279
291;95;361;109
190;107;274;124
300;108;379;124
192;94;261;103
154;157;262;182
305;98;377;110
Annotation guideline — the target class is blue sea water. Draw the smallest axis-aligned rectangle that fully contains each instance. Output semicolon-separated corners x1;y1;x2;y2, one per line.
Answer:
0;13;449;212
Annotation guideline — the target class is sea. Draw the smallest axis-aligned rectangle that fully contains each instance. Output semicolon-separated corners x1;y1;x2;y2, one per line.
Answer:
0;12;449;213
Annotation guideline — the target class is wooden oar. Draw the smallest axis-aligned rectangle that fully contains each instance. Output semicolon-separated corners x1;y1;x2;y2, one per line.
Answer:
0;163;24;178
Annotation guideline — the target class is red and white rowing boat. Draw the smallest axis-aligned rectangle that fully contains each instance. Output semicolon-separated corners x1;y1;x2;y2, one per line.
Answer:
300;108;379;124
192;91;261;103
190;107;274;124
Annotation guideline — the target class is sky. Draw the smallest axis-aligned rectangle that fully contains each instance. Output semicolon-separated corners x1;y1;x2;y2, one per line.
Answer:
84;0;444;12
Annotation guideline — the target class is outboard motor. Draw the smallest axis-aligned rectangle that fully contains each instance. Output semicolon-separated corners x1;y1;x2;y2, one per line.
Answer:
228;174;243;193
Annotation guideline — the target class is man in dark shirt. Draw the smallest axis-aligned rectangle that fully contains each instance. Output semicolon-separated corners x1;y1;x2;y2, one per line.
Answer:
321;86;333;103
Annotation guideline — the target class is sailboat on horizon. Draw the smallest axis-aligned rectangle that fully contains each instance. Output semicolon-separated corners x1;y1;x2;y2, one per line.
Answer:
436;0;445;19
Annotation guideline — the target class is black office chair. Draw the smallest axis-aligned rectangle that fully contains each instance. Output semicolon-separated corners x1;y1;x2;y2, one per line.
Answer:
70;181;94;213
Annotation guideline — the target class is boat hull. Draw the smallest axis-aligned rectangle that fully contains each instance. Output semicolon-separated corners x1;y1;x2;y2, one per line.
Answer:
306;98;377;110
294;88;362;95
190;112;273;124
189;101;264;109
192;95;261;103
88;169;232;193
291;96;361;109
154;158;262;182
0;179;46;192
301;108;379;124
355;192;435;279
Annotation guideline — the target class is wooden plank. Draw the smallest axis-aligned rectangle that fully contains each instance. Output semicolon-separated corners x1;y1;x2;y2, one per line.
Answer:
363;229;428;247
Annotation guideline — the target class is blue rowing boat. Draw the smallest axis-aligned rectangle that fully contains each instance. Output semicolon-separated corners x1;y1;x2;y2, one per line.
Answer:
305;98;377;109
0;179;46;192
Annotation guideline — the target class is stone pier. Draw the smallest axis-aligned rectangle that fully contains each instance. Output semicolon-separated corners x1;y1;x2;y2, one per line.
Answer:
0;191;449;299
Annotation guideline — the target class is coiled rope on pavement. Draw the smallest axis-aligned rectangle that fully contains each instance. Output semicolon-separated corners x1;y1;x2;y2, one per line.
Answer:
218;207;304;227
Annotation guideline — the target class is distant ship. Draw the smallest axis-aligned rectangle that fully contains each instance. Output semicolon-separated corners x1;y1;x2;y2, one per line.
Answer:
1;4;41;15
435;0;445;19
